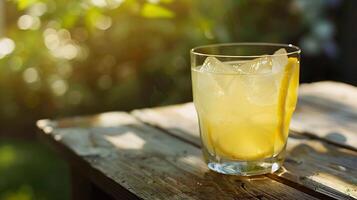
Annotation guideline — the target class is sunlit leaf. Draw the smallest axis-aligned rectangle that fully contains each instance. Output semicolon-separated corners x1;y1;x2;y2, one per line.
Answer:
61;2;82;28
141;3;175;18
85;8;102;29
13;0;39;10
62;13;79;29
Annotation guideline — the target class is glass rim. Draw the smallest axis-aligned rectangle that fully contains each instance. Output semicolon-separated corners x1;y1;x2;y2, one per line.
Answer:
190;42;301;58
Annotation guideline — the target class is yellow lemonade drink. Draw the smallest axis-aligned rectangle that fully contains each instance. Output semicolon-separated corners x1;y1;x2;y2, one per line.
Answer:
191;44;300;175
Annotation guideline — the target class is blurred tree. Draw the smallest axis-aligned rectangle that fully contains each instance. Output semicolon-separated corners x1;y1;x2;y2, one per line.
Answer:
0;0;342;134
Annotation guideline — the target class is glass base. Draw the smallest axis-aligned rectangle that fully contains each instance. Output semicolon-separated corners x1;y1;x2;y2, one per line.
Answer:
204;148;286;176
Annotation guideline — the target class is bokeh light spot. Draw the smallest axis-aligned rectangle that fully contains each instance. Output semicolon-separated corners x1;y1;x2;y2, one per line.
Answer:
58;44;78;60
148;0;160;4
0;38;15;59
43;28;79;60
23;68;39;83
91;0;107;7
17;15;41;30
28;2;47;17
51;79;68;96
95;16;112;30
44;29;60;50
57;29;71;41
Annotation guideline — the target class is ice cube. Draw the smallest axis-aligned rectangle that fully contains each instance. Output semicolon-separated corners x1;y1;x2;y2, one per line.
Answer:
272;48;288;73
195;48;288;103
196;57;237;95
244;73;281;106
200;57;236;73
237;53;283;106
234;48;289;106
234;56;273;74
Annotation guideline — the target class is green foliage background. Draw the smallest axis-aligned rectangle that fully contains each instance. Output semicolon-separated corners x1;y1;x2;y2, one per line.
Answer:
0;139;69;200
0;0;305;131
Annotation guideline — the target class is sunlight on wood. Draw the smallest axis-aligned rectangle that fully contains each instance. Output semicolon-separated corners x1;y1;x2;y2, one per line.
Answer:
274;166;287;176
173;103;197;121
291;82;357;150
308;172;357;199
95;112;137;127
287;138;329;153
178;155;208;172
105;132;145;150
36;120;54;134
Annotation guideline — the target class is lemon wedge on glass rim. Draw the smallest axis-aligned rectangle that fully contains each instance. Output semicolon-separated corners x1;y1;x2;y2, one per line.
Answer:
276;57;299;149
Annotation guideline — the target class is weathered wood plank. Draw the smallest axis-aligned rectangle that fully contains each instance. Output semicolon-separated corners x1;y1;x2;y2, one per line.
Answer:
132;99;357;199
37;120;140;200
37;113;318;200
292;81;357;150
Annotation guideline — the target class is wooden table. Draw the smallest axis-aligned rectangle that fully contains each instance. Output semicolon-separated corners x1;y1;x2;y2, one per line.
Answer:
37;81;357;200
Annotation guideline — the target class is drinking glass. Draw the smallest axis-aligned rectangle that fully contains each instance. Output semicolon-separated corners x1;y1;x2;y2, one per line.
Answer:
191;43;300;176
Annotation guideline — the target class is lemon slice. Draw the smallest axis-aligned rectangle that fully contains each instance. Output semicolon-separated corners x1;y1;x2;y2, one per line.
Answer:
213;123;274;161
276;57;299;147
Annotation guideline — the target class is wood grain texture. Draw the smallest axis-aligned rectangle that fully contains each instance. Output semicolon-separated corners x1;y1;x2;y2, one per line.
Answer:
37;113;318;200
291;81;357;150
132;83;357;200
37;120;141;200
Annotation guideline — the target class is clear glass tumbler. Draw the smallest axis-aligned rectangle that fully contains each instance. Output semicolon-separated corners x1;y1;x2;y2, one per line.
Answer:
191;43;300;176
